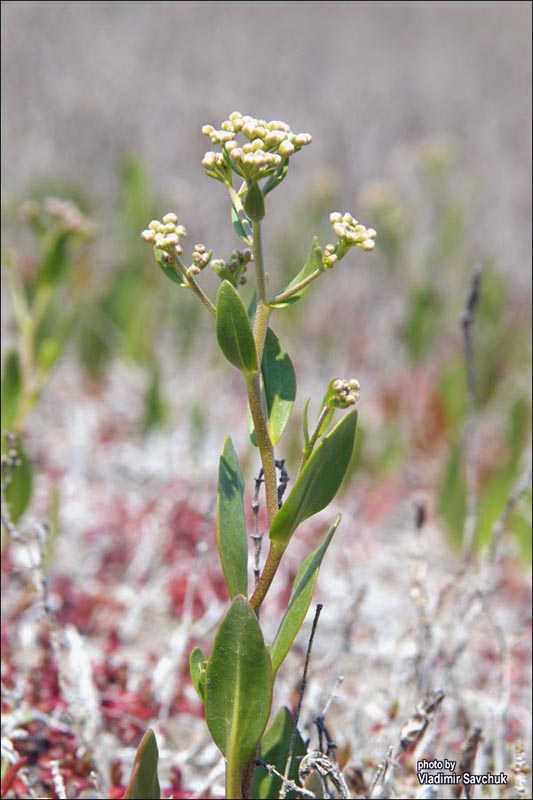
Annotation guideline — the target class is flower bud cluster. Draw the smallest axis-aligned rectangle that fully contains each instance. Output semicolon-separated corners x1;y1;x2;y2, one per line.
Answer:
141;212;187;255
329;212;376;252
21;196;91;235
188;243;213;275
202;112;312;183
330;378;361;408
211;248;253;287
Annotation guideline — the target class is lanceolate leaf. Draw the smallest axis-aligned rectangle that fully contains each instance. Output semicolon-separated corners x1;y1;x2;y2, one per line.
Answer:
271;516;340;672
251;707;307;800
250;328;296;446
205;596;273;770
189;646;207;703
123;729;160;800
217;437;248;598
4;440;33;523
216;281;258;374
271;238;323;309
1;350;22;431
269;410;357;548
231;205;253;245
154;248;186;286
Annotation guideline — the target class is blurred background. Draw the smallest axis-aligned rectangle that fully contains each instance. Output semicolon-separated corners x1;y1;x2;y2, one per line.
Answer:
1;3;532;798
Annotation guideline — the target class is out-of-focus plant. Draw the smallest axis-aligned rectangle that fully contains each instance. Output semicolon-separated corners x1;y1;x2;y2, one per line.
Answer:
1;197;91;521
134;112;376;799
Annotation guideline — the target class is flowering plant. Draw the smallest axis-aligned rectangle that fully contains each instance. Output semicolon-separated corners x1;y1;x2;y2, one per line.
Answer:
137;112;376;800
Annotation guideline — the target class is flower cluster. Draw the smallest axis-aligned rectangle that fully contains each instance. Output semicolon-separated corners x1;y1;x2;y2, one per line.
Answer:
20;196;91;235
189;243;213;275
329;212;376;253
330;378;361;408
141;213;187;255
211;248;253;287
202;112;312;183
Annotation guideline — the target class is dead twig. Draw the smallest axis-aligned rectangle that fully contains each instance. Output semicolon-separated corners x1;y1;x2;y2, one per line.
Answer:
461;265;483;562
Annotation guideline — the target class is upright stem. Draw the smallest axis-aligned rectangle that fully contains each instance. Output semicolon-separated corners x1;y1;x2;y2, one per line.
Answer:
226;756;243;800
247;219;278;526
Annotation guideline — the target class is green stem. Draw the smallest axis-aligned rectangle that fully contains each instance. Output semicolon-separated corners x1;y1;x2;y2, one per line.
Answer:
270;268;322;307
246;372;278;525
249;540;284;613
225;755;243;800
172;254;216;317
301;406;333;469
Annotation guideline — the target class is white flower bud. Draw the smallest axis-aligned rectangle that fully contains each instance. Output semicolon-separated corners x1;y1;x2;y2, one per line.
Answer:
141;229;156;242
329;212;342;223
148;219;162;231
202;152;217;168
162;212;178;224
242;123;257;140
162;222;176;233
202;124;215;136
176;225;187;238
278;140;295;156
294;133;312;146
349;379;361;391
360;239;375;251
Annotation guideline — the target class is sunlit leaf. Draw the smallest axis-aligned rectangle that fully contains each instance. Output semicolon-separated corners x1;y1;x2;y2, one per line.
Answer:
269;411;357;549
216;280;258;374
189;647;207;703
123;729;160;800
271;238;323;309
271;516;340;672
217;437;248;598
251;707;307;799
205;596;273;770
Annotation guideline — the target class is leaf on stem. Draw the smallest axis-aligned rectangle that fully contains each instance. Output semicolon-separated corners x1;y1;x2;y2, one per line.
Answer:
243;181;265;222
270;238;323;309
231;205;253;245
4;439;33;523
154;248;186;286
1;350;22;431
269;411;357;548
251;706;307;799
217;437;249;598
216;280;258;374
249;328;296;446
123;729;161;800
205;595;273;771
37;231;70;285
270;515;340;672
189;646;208;703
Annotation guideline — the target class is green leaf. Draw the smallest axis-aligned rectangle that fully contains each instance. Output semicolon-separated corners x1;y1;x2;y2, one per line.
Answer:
251;707;307;800
1;350;22;431
271;238;323;309
38;231;70;285
189;647;207;703
243;181;265;222
154;248;186;286
231;205;253;245
271;515;340;672
205;595;273;770
269;410;357;548
123;729;160;800
250;329;296;446
4;441;33;523
438;440;467;547
216;281;258;373
217;437;249;598
262;159;289;196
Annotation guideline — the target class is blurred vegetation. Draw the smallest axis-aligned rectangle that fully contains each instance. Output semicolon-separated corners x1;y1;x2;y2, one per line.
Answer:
1;144;531;559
